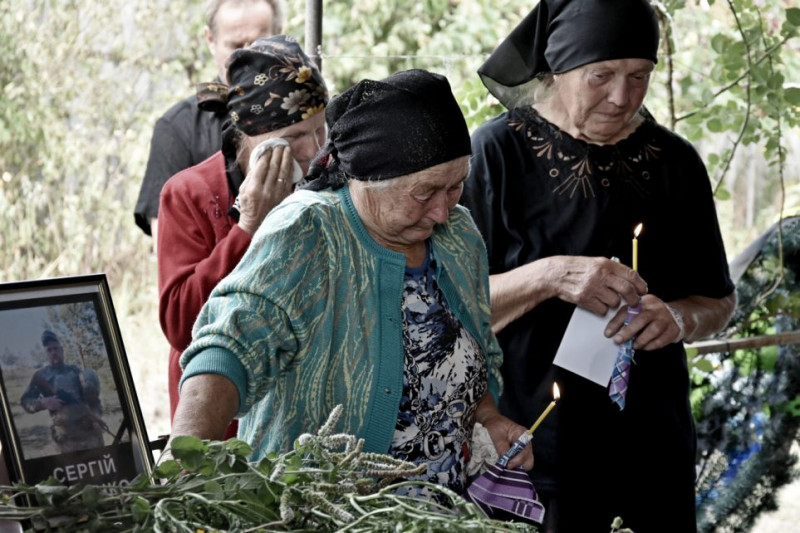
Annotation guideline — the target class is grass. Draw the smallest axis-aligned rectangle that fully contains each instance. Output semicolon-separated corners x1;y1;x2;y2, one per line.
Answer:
113;254;172;442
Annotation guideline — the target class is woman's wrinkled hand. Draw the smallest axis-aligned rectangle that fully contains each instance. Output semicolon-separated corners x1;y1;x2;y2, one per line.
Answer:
551;256;647;316
480;412;534;471
604;293;683;351
236;144;295;235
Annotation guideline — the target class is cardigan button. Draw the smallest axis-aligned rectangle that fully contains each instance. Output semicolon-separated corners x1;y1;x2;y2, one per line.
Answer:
384;387;391;394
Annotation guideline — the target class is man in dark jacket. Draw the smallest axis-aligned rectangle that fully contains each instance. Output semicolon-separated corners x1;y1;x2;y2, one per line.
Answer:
20;331;105;454
133;0;285;246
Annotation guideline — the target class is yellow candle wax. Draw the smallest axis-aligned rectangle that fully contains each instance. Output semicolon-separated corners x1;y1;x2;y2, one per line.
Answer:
632;223;643;271
527;400;556;435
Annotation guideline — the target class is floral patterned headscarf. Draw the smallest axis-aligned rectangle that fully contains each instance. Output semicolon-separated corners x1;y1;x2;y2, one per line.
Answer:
225;34;328;135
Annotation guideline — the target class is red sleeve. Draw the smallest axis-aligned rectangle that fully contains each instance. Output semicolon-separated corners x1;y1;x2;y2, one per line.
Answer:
157;163;252;352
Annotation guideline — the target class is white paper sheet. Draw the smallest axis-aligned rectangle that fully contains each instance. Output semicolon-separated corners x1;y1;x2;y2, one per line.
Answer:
553;306;622;386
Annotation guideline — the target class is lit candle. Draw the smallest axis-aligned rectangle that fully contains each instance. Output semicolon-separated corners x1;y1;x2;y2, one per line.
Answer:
527;383;560;435
632;223;643;272
497;382;562;467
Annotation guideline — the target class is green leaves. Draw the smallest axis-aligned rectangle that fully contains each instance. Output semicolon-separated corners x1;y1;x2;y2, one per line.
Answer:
130;495;151;522
169;435;211;473
785;7;800;28
660;0;800;226
0;408;537;532
784;395;800;416
785;87;800;106
153;459;181;481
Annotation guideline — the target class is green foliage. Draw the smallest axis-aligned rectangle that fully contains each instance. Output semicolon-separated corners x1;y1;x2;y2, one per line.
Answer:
0;0;206;316
658;1;800;210
0;406;538;532
289;0;531;104
459;75;505;132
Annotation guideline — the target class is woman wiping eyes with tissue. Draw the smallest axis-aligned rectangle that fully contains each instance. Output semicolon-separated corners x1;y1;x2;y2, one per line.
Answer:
157;34;328;440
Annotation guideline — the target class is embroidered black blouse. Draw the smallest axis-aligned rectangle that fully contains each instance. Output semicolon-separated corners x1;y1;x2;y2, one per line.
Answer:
462;106;734;532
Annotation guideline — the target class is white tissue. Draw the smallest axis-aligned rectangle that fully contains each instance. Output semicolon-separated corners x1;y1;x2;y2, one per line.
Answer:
248;138;304;184
467;422;499;477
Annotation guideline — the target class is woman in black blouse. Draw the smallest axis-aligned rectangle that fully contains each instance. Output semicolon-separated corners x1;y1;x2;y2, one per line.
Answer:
461;1;736;532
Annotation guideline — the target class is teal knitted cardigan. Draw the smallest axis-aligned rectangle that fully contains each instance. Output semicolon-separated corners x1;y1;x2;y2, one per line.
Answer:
181;186;503;459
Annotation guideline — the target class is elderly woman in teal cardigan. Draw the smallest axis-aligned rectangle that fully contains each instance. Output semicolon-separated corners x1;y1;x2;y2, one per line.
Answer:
170;69;532;497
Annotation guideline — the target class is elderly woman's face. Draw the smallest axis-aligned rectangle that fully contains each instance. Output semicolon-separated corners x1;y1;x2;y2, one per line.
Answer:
351;156;470;253
247;113;326;174
553;58;654;144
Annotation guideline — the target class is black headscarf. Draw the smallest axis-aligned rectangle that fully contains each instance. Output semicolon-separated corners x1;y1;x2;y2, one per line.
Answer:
479;0;660;108
304;69;471;191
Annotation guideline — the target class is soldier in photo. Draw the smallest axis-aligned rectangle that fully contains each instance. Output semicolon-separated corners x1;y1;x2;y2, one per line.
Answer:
20;330;107;454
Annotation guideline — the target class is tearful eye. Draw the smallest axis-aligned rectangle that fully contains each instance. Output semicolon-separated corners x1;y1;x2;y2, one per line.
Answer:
587;74;611;87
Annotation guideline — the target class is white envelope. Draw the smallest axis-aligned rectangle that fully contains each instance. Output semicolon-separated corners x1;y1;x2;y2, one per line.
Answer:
553;305;622;386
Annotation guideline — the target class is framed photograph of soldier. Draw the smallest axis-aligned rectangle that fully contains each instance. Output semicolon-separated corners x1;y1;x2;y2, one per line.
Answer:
0;274;153;489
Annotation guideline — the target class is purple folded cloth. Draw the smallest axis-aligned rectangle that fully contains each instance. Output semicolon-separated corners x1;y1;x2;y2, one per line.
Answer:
464;462;545;524
608;304;641;410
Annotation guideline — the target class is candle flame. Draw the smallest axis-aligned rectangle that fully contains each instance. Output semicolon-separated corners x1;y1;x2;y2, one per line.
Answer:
553;382;561;400
633;223;643;238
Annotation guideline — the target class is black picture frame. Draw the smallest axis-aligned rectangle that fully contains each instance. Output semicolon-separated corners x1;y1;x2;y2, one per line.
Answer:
0;274;153;489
